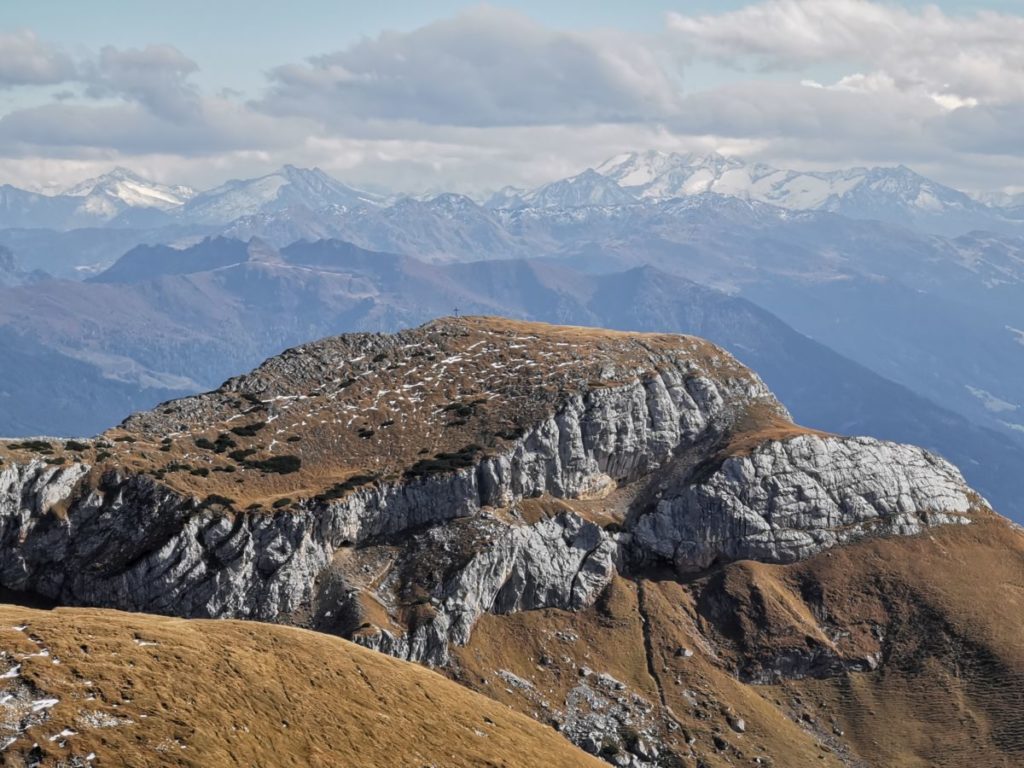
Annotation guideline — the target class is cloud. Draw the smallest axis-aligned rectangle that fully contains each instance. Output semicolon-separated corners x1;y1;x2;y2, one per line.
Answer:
1;4;1024;196
259;6;681;127
668;0;1024;105
0;99;311;157
934;103;1024;156
0;40;311;161
0;30;76;88
83;44;201;122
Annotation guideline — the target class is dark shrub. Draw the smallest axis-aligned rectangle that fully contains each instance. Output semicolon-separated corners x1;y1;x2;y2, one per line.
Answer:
245;455;302;474
230;421;267;437
203;494;236;508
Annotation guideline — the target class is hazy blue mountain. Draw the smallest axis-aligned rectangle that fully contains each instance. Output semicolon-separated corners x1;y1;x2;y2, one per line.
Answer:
1;236;1021;520
90;237;255;283
0;246;47;286
504;168;639;209
0;326;187;438
221;192;527;262
181;166;383;225
0;169;193;230
0;185;81;230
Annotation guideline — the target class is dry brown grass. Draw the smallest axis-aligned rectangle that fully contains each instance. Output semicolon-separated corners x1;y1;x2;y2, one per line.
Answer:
719;400;831;458
0;604;606;768
454;577;847;767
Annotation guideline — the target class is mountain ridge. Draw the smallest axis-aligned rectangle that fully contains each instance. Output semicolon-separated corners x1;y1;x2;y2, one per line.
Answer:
5;152;1022;236
0;317;1016;767
1;237;1021;520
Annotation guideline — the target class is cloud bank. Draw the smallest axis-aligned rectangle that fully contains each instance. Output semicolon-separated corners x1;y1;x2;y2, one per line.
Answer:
0;2;1022;194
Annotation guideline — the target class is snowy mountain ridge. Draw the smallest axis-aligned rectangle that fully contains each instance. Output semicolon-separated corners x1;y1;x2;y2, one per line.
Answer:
61;167;196;211
180;165;385;225
4;153;1023;237
478;150;1020;236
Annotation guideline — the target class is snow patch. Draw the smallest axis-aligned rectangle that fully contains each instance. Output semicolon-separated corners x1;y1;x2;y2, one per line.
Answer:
966;385;1018;414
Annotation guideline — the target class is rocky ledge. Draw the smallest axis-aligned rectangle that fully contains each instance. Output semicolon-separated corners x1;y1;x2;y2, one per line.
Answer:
630;434;974;574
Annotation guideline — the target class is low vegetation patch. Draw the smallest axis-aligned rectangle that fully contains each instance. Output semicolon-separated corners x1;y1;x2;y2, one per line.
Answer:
314;473;379;503
202;494;236;508
230;421;267;437
405;445;483;479
243;455;302;475
8;440;53;454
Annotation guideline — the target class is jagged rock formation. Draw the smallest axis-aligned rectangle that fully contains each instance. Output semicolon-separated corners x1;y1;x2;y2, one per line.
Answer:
631;434;974;573
0;317;1002;767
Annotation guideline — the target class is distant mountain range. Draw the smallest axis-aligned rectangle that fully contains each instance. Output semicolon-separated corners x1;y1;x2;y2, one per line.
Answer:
2;171;1023;442
63;166;195;215
3;152;1023;236
183;165;384;225
484;151;1024;237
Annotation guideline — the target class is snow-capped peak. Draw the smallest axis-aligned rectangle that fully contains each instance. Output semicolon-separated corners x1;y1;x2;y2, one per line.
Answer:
597;150;741;189
62;167;196;213
182;166;384;225
591;150;990;220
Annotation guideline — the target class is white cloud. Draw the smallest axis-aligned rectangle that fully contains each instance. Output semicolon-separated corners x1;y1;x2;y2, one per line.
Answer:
668;0;1024;105
259;6;682;127
83;45;201;122
0;30;76;88
0;4;1023;195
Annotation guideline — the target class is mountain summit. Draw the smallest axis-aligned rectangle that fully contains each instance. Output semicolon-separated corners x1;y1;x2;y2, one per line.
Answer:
488;168;638;209
1;317;1016;766
61;167;196;214
181;165;384;225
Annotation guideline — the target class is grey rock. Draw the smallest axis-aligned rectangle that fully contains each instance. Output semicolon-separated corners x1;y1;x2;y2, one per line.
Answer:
631;435;975;573
0;363;767;658
727;716;746;734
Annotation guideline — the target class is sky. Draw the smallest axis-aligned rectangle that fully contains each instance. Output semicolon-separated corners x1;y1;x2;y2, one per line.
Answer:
1;0;1023;196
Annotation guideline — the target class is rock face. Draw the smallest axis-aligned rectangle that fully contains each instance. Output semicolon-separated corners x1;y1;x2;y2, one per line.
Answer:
352;510;620;664
0;318;991;764
630;435;975;573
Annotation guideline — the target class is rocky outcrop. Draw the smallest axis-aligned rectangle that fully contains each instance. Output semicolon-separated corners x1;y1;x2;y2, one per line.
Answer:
629;435;975;574
0;321;988;676
0;363;759;658
0;318;1001;768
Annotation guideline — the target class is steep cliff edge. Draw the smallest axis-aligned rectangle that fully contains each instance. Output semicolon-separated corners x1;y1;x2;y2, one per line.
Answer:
0;317;1005;767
